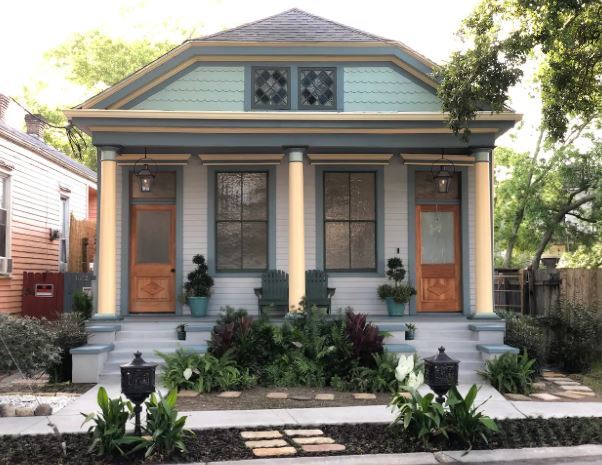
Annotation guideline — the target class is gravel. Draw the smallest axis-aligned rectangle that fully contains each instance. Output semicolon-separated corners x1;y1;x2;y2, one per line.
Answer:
0;395;74;413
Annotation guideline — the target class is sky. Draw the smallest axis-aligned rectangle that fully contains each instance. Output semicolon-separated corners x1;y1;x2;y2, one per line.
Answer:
0;0;540;152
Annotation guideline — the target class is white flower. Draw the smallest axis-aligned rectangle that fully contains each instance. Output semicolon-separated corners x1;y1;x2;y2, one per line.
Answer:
406;370;424;390
183;368;193;380
395;354;414;383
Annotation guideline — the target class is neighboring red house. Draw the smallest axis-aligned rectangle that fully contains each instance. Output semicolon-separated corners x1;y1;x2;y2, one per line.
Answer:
0;94;97;314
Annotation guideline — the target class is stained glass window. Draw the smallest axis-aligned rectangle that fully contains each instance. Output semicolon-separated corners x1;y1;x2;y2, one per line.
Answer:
299;68;336;108
252;68;289;109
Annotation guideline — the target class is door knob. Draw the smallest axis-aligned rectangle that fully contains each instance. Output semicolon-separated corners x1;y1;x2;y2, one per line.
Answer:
171;268;175;273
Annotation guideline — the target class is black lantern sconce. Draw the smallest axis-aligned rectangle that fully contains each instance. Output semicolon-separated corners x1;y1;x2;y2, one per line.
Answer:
423;346;459;403
134;148;157;193
432;152;455;194
120;351;157;435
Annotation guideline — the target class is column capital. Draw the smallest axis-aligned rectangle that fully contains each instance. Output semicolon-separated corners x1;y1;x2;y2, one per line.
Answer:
98;146;121;161
470;147;493;163
284;147;307;163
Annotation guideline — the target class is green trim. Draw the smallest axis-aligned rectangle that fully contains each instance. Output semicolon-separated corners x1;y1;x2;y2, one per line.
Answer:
99;146;119;161
120;166;183;316
407;165;470;316
207;165;277;276
287;148;305;163
468;313;502;320
472;149;491;162
315;166;385;275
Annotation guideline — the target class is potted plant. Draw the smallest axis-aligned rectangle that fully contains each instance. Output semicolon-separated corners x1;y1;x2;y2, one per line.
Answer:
184;254;214;317
405;322;416;340
377;257;416;316
176;324;186;341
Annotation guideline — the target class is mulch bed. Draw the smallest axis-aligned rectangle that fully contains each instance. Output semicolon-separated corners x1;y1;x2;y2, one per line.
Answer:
176;386;391;410
2;417;602;464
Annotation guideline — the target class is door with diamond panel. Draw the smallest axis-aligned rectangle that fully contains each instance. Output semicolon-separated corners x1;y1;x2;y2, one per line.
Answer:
129;204;176;313
415;204;461;312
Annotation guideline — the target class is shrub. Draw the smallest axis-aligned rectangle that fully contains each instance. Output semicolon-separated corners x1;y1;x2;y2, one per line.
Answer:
391;388;445;446
345;310;384;367
543;300;602;373
72;291;93;319
47;313;88;382
158;349;205;391
0;315;60;378
82;386;136;457
503;313;547;371
184;254;214;297
347;351;399;393
479;352;536;395
135;389;190;458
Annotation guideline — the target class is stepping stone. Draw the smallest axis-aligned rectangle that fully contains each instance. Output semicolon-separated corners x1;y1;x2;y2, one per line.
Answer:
553;380;581;386
505;393;531;401
532;382;547;391
285;429;323;437
253;447;297;457
530;393;561;401
293;436;335;445
353;393;376;400
315;393;335;401
543;371;565;377
302;444;346;453
543;376;568;381
564;390;596;397
560;385;592;392
245;439;288;449
266;392;288;399
34;404;52;416
241;431;283;440
14;407;34;417
290;394;313;401
556;391;591;400
178;389;199;398
218;391;241;398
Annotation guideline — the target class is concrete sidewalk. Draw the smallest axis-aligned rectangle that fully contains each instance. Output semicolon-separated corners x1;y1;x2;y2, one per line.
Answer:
2;383;602;436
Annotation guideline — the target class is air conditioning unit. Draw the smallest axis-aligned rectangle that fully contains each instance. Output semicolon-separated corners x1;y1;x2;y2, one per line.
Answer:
0;257;13;275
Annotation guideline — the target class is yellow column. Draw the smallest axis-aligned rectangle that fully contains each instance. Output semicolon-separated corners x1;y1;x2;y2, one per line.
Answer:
96;147;118;317
474;149;496;317
287;148;306;311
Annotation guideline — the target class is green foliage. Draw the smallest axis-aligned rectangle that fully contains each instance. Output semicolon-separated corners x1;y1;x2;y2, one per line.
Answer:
157;349;204;391
345;311;384;366
184;255;214;298
502;312;547;370
479;352;536;395
445;385;499;450
0;315;61;378
559;243;602;269
347;351;399;393
135;389;190;458
46;313;88;383
72;292;93;320
437;0;602;142
543;300;602;372
378;257;416;303
82;387;135;458
391;389;445;446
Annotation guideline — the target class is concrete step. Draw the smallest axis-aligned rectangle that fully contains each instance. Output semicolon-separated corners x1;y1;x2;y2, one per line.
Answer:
113;339;208;350
393;341;480;352
116;330;179;340
415;350;482;362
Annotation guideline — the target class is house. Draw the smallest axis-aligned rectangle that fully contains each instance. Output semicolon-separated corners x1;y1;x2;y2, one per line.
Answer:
0;94;97;314
65;9;524;383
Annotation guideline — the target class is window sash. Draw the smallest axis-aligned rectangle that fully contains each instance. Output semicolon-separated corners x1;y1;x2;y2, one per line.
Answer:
323;171;377;271
215;171;269;272
298;67;337;109
0;176;9;259
251;67;290;110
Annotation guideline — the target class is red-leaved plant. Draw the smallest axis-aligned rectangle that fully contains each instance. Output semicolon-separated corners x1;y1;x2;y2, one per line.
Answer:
345;310;384;367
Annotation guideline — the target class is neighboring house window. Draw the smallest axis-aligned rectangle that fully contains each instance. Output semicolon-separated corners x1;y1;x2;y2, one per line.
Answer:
324;171;376;271
216;171;268;271
59;197;69;270
0;176;9;258
252;67;289;109
299;68;336;109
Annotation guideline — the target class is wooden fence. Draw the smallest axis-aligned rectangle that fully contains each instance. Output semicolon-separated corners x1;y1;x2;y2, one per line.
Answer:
68;216;96;273
495;268;602;316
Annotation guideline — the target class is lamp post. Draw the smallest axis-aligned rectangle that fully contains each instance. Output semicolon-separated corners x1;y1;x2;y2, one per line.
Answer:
120;351;157;435
423;346;459;403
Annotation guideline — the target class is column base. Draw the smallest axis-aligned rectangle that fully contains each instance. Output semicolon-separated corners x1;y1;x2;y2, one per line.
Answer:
91;313;123;321
468;312;502;320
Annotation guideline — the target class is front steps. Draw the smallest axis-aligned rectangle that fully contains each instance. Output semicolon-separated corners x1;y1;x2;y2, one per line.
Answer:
85;316;515;385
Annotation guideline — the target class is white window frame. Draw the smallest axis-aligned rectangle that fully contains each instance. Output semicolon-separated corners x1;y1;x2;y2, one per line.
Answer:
59;195;70;272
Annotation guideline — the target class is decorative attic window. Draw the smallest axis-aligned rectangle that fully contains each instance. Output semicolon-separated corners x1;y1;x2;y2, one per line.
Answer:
299;68;336;109
252;67;289;109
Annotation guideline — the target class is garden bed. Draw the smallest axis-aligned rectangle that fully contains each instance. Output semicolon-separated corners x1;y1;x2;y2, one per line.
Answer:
2;417;602;464
176;386;391;410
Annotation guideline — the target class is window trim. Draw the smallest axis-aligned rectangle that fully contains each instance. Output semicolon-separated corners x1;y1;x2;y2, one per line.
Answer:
316;166;385;276
0;173;11;262
298;67;337;111
59;195;70;272
250;66;291;110
208;166;276;276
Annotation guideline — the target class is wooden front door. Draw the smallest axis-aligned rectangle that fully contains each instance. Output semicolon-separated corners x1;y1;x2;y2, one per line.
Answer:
129;204;176;313
416;204;462;312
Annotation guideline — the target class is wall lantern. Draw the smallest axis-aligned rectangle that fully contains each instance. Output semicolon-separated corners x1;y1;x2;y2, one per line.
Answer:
120;351;157;435
423;346;459;403
134;149;157;193
432;152;455;194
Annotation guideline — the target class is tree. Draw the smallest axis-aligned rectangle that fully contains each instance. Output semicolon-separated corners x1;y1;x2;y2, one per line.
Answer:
437;0;602;142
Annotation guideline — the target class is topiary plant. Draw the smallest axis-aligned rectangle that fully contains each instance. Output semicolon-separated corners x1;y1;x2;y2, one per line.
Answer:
184;254;214;297
377;257;417;304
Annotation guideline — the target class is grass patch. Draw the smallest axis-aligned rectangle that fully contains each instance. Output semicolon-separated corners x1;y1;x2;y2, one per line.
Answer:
1;418;602;464
572;362;602;395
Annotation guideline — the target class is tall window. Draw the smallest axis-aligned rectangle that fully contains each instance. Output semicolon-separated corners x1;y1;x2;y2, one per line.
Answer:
59;197;69;269
216;172;268;271
0;176;8;258
324;172;376;271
